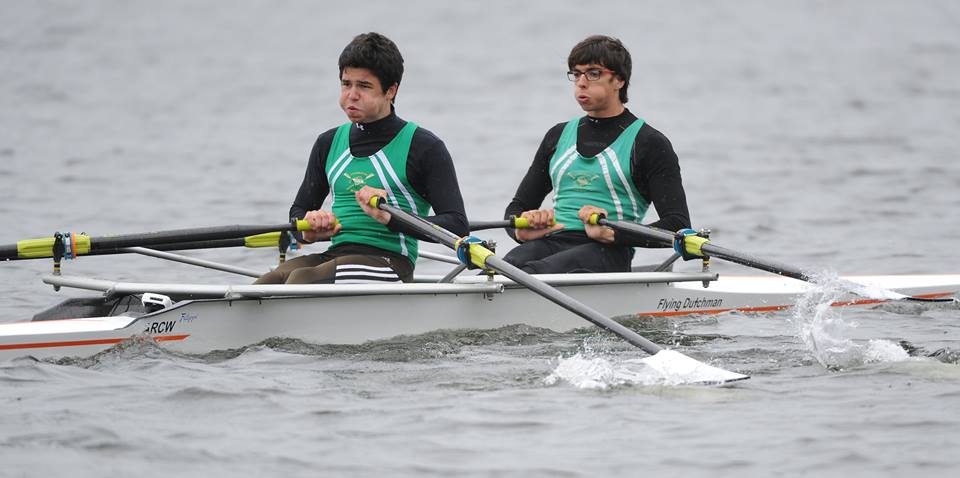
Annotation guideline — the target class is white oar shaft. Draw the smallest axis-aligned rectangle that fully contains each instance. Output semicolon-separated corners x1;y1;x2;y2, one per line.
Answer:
484;254;662;354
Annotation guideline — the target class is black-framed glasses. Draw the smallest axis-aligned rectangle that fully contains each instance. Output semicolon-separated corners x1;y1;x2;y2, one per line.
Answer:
567;67;614;82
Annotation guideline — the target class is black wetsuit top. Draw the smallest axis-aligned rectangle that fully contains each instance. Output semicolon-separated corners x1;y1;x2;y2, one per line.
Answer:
290;111;469;242
504;109;691;247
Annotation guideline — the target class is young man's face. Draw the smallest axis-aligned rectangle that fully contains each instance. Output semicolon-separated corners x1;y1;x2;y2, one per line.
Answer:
570;63;624;117
339;67;397;123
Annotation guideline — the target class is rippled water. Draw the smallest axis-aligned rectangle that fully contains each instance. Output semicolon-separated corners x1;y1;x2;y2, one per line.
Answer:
2;0;960;476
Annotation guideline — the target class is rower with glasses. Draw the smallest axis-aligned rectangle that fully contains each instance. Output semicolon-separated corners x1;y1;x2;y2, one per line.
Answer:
502;35;694;274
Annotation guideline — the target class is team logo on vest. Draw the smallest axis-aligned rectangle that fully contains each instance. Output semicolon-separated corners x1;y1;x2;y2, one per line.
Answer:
566;172;600;190
343;172;375;192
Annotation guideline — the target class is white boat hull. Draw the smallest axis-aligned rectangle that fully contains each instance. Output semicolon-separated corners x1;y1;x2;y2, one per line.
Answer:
1;272;957;360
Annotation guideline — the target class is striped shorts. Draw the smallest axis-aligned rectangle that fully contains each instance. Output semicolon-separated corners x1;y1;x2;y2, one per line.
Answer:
254;248;413;285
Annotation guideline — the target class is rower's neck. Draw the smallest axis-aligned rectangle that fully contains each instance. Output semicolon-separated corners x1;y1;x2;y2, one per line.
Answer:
584;108;634;128
349;110;406;157
354;109;400;134
586;103;625;120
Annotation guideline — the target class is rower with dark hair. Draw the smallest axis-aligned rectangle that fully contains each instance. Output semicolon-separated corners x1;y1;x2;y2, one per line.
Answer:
502;35;693;274
257;32;468;284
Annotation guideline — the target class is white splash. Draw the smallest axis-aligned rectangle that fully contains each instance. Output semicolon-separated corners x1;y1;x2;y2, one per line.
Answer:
795;271;910;369
544;350;747;389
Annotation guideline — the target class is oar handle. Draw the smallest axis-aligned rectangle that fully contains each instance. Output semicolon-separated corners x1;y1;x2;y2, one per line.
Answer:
469;216;556;231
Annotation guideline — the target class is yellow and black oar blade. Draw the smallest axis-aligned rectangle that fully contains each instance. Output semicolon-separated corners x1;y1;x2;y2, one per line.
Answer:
374;198;748;384
595;216;956;303
0;222;309;261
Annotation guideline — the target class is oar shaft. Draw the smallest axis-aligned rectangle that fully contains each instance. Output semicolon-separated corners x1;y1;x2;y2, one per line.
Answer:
379;200;662;355
484;254;662;353
468;219;511;231
699;243;808;281
597;218;811;281
1;222;307;261
602;218;958;303
88;223;297;251
469;216;547;232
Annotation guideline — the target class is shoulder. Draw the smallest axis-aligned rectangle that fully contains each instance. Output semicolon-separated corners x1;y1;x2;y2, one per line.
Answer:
306;126;346;170
314;125;343;146
542;121;569;144
410;124;445;147
635;121;676;153
548;121;568;135
407;124;452;164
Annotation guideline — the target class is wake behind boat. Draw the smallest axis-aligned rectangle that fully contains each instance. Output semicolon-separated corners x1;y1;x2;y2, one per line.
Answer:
2;267;957;361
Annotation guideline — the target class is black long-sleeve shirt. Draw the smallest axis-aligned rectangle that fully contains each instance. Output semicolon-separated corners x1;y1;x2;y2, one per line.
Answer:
505;109;691;247
291;111;468;242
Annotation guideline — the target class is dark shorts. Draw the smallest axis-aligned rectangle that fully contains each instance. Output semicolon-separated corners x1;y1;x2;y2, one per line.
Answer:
254;244;414;284
501;232;634;274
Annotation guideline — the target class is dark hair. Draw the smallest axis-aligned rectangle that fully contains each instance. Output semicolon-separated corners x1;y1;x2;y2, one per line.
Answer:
338;32;404;101
568;35;631;103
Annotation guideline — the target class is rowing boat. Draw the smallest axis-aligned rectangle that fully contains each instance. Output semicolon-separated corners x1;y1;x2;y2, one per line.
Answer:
2;269;957;361
3;216;957;386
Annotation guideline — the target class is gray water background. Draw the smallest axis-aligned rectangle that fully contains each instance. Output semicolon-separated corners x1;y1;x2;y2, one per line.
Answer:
1;0;959;476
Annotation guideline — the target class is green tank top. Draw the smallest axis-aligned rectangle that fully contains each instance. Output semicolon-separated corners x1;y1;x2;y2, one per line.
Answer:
324;122;430;264
548;117;649;233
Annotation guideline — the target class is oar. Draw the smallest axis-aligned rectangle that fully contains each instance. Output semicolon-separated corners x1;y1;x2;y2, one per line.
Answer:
469;216;531;231
0;222;310;261
469;216;556;232
591;216;955;303
373;198;749;384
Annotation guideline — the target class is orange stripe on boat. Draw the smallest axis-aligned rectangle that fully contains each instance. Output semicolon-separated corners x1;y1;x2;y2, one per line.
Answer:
642;305;790;317
0;334;190;350
639;291;955;317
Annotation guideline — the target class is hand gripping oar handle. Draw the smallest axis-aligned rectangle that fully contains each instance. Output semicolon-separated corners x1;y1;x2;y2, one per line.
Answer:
372;197;750;385
589;215;955;303
0;220;312;261
469;216;555;232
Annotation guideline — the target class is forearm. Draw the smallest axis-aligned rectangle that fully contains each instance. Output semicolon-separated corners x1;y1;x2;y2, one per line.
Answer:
290;135;332;242
504;131;558;242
